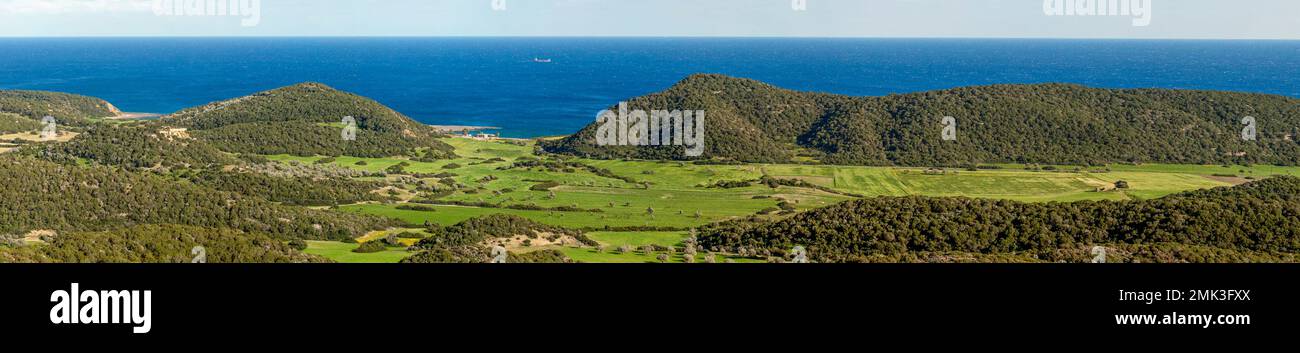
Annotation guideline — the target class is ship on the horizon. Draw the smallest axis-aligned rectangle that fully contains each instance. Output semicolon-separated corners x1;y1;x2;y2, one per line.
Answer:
532;57;553;63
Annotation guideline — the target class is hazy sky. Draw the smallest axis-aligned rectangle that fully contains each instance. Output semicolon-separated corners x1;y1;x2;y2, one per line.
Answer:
0;0;1296;39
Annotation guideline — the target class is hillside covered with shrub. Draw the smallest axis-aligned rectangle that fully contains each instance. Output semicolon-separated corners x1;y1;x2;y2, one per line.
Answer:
0;225;329;263
163;82;456;159
543;74;1300;166
0;155;394;240
0;89;120;123
697;176;1300;263
402;215;586;263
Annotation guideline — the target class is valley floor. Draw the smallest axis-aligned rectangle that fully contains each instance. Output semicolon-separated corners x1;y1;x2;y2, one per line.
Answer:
285;138;1300;263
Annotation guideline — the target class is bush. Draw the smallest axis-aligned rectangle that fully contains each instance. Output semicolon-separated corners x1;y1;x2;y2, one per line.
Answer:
353;241;387;253
288;239;308;251
396;204;437;212
394;231;426;239
777;201;797;211
530;181;561;191
385;162;411;174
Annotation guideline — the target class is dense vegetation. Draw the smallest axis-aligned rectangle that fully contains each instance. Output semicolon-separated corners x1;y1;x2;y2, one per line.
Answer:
400;246;569;264
0;225;329;263
401;215;584;263
416;214;589;248
0;156;393;240
698;176;1300;263
188;169;382;206
163;83;455;159
23;124;235;169
0;113;43;134
543;74;1300;166
0;90;119;123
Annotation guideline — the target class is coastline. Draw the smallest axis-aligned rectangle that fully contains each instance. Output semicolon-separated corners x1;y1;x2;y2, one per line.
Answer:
431;125;501;133
103;112;162;121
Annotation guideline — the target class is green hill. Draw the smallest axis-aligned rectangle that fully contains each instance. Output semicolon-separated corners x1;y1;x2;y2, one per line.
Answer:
0;225;330;263
401;215;587;263
542;74;1300;166
697;176;1300;263
0;113;45;134
26;124;236;169
0;90;120;123
0;155;394;240
163;82;456;159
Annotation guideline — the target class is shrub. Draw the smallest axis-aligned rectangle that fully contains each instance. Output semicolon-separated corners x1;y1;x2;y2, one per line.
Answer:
396;204;437;212
353;241;387;253
395;231;426;239
530;181;561;191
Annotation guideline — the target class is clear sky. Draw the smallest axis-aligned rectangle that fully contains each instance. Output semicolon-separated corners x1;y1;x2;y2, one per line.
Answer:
0;0;1296;39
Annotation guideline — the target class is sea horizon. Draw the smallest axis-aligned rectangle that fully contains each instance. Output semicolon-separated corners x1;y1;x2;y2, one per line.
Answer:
3;37;1298;137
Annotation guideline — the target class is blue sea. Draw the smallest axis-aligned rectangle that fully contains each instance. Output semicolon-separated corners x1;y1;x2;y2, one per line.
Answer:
1;38;1298;137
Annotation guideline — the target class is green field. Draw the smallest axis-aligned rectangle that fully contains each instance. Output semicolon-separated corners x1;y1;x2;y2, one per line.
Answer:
282;137;1300;263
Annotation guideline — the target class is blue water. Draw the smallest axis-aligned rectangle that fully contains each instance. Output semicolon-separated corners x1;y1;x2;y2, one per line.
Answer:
1;38;1298;137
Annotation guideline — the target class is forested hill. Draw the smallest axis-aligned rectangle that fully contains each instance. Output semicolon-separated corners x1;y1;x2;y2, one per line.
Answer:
0;225;330;263
0;90;120;123
25;124;237;170
696;176;1300;264
0;155;394;240
541;74;1300;166
162;82;456;159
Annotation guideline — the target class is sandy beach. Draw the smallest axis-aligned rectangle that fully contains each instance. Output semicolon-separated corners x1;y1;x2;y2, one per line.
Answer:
104;112;163;120
430;125;500;133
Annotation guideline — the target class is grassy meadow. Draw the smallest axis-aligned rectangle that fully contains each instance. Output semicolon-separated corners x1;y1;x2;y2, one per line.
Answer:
275;137;1300;263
